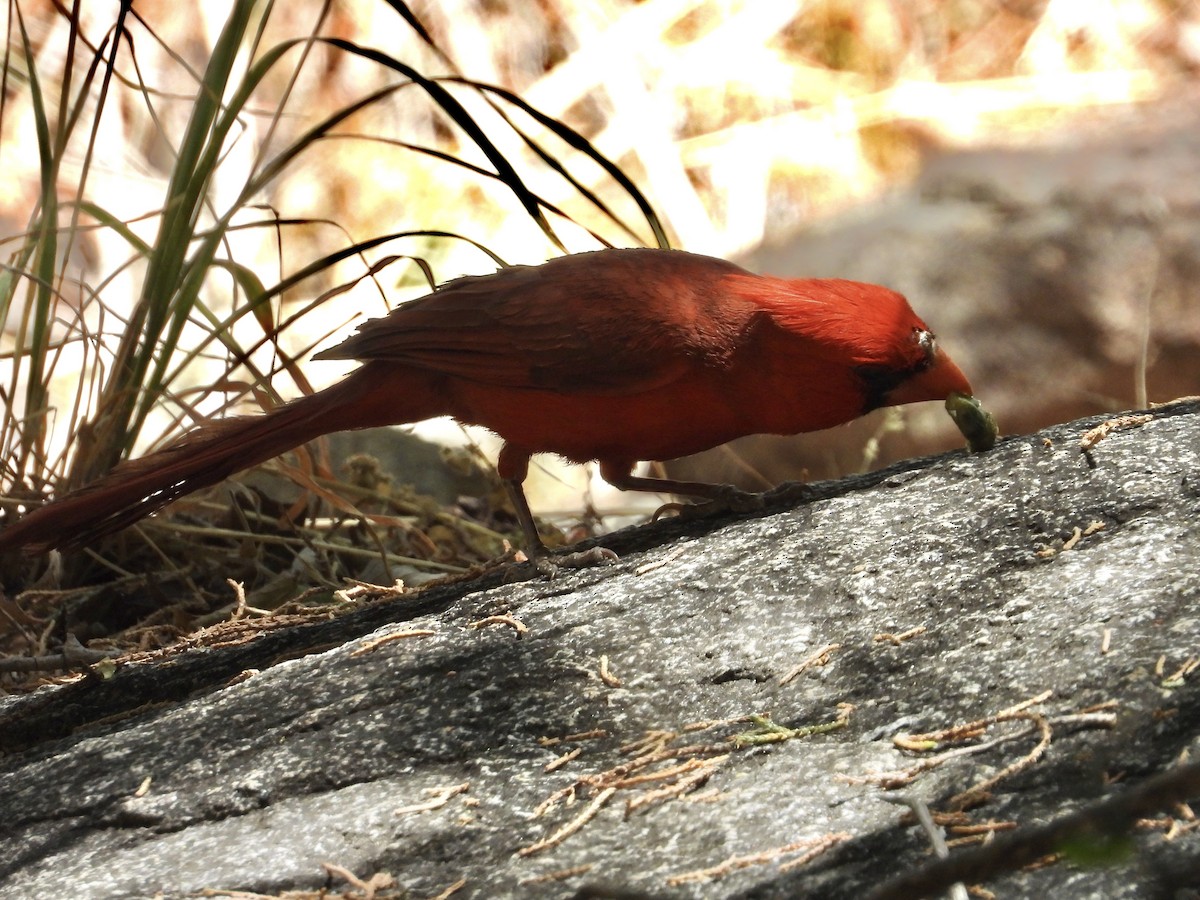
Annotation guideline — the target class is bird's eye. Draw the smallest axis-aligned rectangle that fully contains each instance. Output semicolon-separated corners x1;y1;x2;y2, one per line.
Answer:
915;328;936;358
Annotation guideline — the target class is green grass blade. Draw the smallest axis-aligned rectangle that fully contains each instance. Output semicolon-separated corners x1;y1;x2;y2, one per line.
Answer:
81;0;261;484
13;4;59;458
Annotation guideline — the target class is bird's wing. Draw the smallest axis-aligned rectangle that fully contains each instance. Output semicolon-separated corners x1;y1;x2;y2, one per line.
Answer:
314;251;756;395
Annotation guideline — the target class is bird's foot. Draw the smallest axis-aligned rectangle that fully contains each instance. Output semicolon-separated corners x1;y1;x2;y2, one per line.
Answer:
522;545;618;578
761;481;812;505
657;481;811;523
657;485;764;522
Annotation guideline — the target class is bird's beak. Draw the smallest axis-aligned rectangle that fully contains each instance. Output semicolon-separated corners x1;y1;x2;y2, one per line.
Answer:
887;348;973;407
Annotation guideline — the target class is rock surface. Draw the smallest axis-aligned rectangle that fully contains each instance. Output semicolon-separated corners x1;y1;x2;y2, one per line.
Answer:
2;401;1198;898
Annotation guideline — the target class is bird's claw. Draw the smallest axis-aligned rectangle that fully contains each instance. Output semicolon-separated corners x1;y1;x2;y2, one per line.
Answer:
667;486;765;521
761;481;811;505
528;545;618;577
659;482;812;523
708;485;767;513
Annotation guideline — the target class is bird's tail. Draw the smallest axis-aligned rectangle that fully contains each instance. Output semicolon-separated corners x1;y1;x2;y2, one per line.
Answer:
0;365;433;554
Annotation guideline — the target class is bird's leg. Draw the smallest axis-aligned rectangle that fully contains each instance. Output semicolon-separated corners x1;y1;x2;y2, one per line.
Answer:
498;444;615;574
599;465;764;513
600;463;811;520
502;478;616;573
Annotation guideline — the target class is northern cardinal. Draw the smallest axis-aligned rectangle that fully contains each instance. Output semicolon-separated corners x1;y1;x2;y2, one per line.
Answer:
0;249;972;564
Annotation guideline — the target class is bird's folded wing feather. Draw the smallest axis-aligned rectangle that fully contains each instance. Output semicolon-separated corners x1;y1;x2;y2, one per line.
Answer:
314;254;755;395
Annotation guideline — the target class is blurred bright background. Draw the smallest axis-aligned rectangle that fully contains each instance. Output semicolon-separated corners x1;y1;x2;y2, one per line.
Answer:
1;0;1198;560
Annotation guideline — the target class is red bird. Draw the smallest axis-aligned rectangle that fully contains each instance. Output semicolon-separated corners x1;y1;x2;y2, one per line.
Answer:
0;249;972;564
